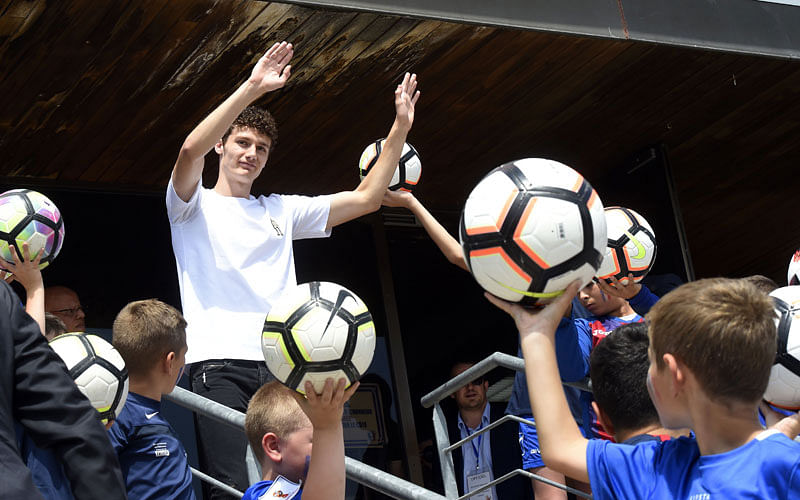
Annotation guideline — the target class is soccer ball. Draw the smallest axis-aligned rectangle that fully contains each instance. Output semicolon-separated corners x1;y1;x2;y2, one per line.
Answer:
459;158;606;307
49;333;129;424
358;139;421;191
262;281;376;394
0;189;64;271
788;249;800;286
596;207;657;286
764;286;800;410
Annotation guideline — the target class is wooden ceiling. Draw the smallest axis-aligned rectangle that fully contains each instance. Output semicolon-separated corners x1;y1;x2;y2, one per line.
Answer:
1;0;799;282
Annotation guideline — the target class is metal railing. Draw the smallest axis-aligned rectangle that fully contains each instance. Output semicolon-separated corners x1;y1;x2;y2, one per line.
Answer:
165;386;447;500
421;352;593;499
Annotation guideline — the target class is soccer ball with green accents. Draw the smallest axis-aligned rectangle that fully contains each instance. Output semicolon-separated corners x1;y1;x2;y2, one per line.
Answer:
262;282;376;394
596;206;657;286
0;189;64;273
49;333;129;424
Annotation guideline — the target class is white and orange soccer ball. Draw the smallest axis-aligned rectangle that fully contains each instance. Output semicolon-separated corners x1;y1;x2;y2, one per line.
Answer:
596;207;657;286
49;333;129;424
358;139;421;192
262;281;376;394
788;249;800;286
459;158;606;307
764;286;800;410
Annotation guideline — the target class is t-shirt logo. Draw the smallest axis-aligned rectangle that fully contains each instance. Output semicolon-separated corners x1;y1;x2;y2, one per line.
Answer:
153;442;170;457
270;218;283;237
271;492;290;498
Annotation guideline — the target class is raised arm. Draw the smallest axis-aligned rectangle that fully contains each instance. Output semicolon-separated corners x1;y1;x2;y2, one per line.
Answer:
326;73;420;230
486;282;590;482
171;41;293;201
382;190;467;271
3;243;45;335
295;378;359;500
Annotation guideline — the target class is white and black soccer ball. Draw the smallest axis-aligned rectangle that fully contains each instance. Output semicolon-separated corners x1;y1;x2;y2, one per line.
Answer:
459;158;606;307
764;286;800;410
358;139;421;191
49;333;129;424
262;281;376;394
596;206;657;286
788;249;800;286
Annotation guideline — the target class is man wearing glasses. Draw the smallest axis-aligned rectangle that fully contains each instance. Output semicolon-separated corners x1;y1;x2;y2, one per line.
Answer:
445;361;532;499
44;286;85;332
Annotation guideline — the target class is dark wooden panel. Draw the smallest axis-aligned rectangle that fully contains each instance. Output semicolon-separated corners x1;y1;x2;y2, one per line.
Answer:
1;0;799;284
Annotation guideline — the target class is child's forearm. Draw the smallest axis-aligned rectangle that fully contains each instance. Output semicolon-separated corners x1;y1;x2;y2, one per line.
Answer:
300;426;346;500
522;330;590;481
406;196;468;270
24;282;45;335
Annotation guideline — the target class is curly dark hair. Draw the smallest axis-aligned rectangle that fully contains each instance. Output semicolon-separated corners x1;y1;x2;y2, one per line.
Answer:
221;106;278;148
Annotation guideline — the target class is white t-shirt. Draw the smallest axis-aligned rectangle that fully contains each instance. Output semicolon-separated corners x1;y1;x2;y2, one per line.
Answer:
166;179;331;363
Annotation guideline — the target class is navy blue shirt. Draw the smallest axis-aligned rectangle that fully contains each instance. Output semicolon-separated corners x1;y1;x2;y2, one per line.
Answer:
107;392;195;499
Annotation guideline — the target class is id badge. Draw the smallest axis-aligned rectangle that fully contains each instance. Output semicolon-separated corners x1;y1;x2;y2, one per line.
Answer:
261;475;302;500
466;470;494;500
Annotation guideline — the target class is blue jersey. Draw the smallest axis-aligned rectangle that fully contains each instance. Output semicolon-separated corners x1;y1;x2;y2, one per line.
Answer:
506;298;591;418
15;422;74;500
242;477;302;500
107;392;195;500
588;430;800;499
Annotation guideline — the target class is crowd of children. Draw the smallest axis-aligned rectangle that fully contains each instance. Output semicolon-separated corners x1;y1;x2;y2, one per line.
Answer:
3;36;800;500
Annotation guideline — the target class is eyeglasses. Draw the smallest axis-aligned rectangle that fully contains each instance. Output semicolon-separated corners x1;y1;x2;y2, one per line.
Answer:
52;305;84;317
464;377;485;387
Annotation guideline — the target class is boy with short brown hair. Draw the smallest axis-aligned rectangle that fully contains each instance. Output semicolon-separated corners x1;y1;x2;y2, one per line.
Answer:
243;378;358;500
109;299;195;499
488;278;800;499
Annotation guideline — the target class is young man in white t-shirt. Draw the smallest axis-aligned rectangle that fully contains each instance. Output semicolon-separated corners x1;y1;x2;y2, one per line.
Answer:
166;41;420;498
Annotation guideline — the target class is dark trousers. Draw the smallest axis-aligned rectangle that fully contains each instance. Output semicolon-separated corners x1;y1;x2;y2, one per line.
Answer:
190;359;274;500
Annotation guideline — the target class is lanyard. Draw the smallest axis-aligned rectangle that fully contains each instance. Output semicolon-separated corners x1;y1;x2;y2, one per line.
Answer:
466;424;484;470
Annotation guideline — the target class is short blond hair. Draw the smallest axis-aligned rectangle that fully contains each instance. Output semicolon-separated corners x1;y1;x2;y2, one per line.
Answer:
245;381;311;464
112;299;187;377
648;278;776;404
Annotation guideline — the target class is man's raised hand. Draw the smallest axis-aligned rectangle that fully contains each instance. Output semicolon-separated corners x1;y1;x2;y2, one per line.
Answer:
248;41;293;94
394;72;420;130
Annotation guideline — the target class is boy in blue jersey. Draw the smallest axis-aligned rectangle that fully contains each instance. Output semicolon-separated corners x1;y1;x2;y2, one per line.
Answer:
243;379;358;500
109;299;195;500
488;277;800;500
555;278;658;440
588;322;684;444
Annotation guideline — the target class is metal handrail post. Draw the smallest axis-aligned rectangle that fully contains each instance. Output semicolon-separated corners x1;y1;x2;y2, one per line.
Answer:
421;352;591;408
432;402;459;498
345;457;447;500
190;467;244;498
166;385;446;499
165;386;245;429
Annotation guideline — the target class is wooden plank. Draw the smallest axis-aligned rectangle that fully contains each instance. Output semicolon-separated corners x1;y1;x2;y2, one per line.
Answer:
95;2;317;184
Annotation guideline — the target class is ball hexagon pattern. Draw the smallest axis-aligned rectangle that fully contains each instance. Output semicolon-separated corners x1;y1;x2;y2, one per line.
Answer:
764;286;800;410
0;189;64;271
358;139;421;192
49;333;129;424
460;158;606;306
262;281;375;394
597;206;657;285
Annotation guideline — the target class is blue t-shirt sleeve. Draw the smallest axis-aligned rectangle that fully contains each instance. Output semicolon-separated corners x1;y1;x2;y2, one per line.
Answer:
587;438;658;499
628;285;659;316
790;460;800;500
555;318;592;382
